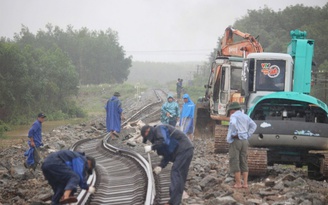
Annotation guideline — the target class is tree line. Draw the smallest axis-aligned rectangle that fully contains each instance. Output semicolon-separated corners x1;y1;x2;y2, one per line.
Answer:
232;3;328;69
0;24;132;125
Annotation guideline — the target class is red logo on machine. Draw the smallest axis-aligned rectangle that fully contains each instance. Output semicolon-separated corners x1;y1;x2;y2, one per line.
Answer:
261;63;280;78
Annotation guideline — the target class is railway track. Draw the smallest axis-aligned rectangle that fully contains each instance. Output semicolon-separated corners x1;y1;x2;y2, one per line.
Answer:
122;89;166;126
69;89;172;205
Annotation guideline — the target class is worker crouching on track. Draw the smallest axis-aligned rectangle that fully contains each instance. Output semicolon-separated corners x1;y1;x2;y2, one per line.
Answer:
141;124;194;205
41;150;96;204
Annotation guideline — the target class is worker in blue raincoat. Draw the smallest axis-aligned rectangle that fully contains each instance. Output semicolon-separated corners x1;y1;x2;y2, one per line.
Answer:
41;150;96;205
179;93;195;140
141;124;194;205
24;113;46;170
105;91;123;139
161;94;180;126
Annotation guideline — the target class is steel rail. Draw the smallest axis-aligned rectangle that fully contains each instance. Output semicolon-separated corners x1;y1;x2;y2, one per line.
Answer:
73;132;156;205
121;89;164;126
102;133;156;205
72;89;168;205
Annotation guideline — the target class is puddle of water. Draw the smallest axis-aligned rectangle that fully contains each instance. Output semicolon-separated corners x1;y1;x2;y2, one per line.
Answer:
4;118;85;138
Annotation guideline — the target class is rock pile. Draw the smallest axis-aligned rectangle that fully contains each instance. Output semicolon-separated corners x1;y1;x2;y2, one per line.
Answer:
1;119;328;205
1;88;328;205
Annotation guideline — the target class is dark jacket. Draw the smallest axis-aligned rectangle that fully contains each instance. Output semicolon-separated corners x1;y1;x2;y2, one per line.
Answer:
148;124;194;168
43;150;89;190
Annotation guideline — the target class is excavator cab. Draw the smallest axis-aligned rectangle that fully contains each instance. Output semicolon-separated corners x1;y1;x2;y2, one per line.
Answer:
242;53;293;109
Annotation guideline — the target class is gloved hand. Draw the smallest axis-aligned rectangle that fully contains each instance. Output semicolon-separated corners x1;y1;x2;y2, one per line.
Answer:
153;166;162;175
144;145;152;153
88;186;96;194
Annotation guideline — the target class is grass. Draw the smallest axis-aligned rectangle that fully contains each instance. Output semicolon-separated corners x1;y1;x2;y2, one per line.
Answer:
75;83;148;116
0;135;10;140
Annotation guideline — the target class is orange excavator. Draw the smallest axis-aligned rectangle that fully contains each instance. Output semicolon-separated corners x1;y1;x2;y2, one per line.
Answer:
220;26;263;57
194;26;263;152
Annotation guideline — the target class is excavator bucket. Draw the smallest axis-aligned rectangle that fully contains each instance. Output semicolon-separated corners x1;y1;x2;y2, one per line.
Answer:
194;102;215;138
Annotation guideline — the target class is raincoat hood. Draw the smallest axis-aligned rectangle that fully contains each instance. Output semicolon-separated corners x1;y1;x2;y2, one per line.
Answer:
182;94;192;103
181;94;195;118
167;94;174;101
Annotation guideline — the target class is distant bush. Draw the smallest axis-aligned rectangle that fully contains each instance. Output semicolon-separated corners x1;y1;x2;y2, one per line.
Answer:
48;110;68;121
8;115;30;125
61;101;87;118
46;103;87;121
0;121;10;139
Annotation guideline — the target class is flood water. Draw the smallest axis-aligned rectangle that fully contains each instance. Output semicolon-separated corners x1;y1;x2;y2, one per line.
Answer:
4;118;85;138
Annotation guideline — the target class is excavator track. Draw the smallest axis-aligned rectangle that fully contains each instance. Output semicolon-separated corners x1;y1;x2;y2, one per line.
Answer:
307;151;328;179
213;124;268;176
248;148;268;176
214;125;229;153
320;153;328;178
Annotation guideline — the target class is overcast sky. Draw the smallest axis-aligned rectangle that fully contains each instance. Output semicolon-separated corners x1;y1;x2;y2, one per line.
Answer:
0;0;326;62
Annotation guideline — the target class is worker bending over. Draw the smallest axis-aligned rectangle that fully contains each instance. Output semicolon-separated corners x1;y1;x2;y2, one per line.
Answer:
41;150;96;204
141;124;194;205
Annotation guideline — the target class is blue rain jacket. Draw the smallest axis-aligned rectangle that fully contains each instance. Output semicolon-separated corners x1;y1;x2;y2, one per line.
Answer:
28;120;43;147
105;96;123;132
180;94;195;133
180;94;194;118
41;150;90;204
25;120;43;166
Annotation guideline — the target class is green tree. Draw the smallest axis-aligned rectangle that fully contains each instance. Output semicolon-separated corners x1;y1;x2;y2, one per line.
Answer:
0;24;132;123
45;26;132;85
233;3;328;67
0;41;29;121
0;30;80;123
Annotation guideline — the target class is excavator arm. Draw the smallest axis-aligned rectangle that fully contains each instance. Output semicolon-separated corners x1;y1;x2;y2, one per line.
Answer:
220;27;263;57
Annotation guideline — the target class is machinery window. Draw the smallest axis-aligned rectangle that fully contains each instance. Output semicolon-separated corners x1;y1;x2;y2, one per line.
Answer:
255;60;285;91
219;67;229;104
230;67;241;90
